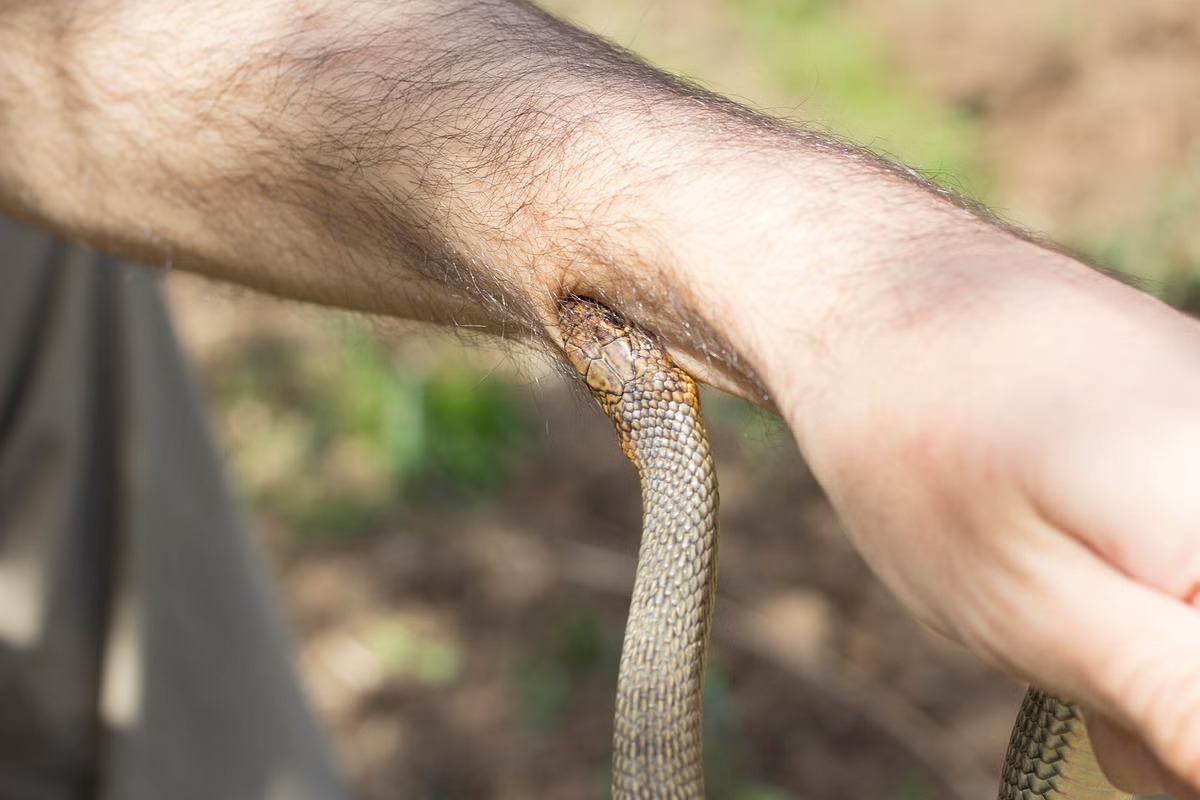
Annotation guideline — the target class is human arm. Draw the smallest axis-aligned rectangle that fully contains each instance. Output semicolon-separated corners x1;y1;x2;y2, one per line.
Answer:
0;0;1009;390
3;1;1200;793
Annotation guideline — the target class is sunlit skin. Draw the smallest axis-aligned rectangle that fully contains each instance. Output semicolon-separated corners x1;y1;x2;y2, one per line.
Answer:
3;2;1200;794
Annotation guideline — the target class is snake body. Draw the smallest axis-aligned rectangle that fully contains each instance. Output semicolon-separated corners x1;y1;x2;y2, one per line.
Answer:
558;297;1130;800
1000;689;1130;799
561;298;718;799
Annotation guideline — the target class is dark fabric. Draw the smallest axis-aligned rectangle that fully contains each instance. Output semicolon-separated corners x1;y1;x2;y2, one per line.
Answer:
0;217;343;800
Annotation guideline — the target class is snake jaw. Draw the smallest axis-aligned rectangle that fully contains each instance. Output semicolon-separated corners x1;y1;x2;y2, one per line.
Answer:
560;297;710;471
561;297;647;450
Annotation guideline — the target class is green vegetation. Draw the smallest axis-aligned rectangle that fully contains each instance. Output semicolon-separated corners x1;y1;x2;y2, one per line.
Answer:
892;775;940;800
736;788;796;800
717;0;988;196
700;386;794;460
512;608;617;730
1083;158;1200;304
370;618;464;687
212;317;533;544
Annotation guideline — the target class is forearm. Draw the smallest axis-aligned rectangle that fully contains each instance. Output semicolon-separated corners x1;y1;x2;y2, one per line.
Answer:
2;1;569;322
0;2;708;314
0;0;1103;413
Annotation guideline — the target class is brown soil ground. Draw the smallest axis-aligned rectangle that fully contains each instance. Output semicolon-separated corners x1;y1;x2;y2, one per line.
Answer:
860;0;1200;250
167;2;1200;798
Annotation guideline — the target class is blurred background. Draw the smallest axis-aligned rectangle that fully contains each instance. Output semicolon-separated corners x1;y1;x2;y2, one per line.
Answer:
165;1;1200;798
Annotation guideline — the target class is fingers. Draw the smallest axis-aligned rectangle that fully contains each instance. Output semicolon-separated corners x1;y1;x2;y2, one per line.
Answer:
1087;712;1200;799
1015;536;1200;794
1085;711;1164;795
1031;416;1200;605
1007;402;1200;793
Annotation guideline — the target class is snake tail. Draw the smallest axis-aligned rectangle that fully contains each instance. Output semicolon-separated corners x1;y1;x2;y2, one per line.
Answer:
560;297;719;800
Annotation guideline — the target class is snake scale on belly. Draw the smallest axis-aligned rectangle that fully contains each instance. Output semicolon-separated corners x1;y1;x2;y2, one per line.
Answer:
558;296;1132;800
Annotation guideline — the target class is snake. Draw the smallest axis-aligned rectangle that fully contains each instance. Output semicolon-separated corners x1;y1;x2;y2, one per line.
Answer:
558;296;1134;800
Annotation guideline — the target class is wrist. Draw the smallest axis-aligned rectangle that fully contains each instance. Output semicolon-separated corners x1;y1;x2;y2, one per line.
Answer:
584;136;1014;417
749;226;1157;516
667;170;1101;448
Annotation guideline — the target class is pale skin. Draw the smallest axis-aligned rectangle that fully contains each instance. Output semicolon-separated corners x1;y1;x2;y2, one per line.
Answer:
2;0;1199;794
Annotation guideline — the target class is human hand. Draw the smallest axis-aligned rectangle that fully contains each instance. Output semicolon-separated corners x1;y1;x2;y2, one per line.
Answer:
729;245;1200;796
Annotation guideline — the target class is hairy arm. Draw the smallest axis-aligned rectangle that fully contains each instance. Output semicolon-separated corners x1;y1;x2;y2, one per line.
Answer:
0;0;1029;394
5;1;1200;793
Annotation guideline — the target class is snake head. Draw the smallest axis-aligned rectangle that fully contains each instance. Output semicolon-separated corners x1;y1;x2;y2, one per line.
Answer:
559;297;701;468
559;297;644;405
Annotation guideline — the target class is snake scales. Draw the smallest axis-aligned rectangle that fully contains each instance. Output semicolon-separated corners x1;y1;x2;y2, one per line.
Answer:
559;297;1132;800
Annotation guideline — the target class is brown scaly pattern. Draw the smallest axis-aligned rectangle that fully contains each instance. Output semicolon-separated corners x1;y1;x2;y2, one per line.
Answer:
999;689;1131;800
560;298;1129;800
560;298;718;800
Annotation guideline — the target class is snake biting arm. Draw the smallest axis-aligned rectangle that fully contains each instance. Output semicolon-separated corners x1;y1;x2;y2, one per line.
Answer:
4;1;1200;794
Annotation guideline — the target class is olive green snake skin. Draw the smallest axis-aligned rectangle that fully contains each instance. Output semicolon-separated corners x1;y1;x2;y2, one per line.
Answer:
560;297;1134;800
